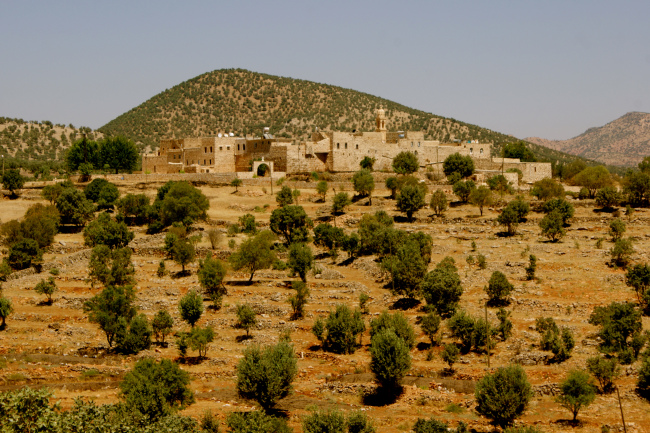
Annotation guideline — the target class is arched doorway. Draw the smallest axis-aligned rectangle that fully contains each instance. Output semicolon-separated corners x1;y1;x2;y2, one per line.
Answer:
257;163;270;177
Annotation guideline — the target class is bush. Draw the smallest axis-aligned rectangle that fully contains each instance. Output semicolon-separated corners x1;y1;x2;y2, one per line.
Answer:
153;181;210;228
236;304;257;337
574;166;613;198
504;141;536;162
609;218;626;241
120;358;194;421
381;237;427;299
443;153;474;178
236;341;297;410
637;356;650;399
626;263;650;306
316;180;328;201
485;271;514;305
610;238;634;268
2;169;25;196
385;176;399;199
197;253;227;309
474;365;532;428
83;212;134;249
88;246;135;287
430;190;447;217
302;409;346;433
535;317;575;362
117;193;150;224
452;180;475;202
152;309;174;344
589;302;642;356
227;411;291;433
541;198;574;225
276;185;294;207
332;192;351;214
397;184;426;221
179;290;203;327
34;277;57;303
420;312;442;346
313;223;345;251
288;242;313;282
392;151;419;175
288;280;309;320
83;284;136;348
187;325;215;358
7;238;42;270
531;178;564;201
117;313;152;355
525;254;537;280
171;239;195;273
596;186;621;209
586;356;620;393
497;206;520;236
239;213;256;234
55;187;95;226
0;296;13;329
441;344;460;371
469;186;493;216
315;305;365;354
352;169;375;204
370;329;411;390
421;257;462;317
370;311;416;349
413;418;468;433
556;370;596;422
447;310;476;353
496;308;513;341
539;210;566;242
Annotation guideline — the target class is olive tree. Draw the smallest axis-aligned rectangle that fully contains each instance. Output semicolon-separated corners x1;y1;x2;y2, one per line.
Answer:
288;242;313;282
475;365;532;428
396;184;426;221
429;189;447;217
392;151;419;175
179;290;203;328
352;169;375;204
555;370;595;422
229;230;276;282
370;329;411;391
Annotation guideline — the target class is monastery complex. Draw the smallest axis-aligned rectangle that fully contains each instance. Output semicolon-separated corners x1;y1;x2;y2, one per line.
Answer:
142;109;551;185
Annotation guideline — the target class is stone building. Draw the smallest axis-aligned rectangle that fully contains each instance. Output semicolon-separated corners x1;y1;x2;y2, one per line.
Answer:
142;109;550;183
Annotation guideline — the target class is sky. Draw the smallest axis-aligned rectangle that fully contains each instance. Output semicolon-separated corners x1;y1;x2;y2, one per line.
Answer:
1;0;649;140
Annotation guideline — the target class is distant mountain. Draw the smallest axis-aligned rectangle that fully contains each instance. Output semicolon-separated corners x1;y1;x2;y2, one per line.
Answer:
526;112;650;167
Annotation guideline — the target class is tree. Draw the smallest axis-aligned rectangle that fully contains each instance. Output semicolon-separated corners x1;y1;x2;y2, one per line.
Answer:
496;308;513;341
626;263;650;305
315;304;365;354
155;181;210;228
34;277;57;304
331;192;351;214
623;171;650;205
441;343;460;371
172;239;195;273
542;198;574;225
396;184;426;221
0;296;13;330
316;180;328;202
385;176;399;199
421;257;463;317
187;326;215;358
55;187;95;226
556;370;595;422
116;193;150;224
469;186;493;216
2;169;24;197
288;242;313;282
270;205;312;245
288;280;309;320
370;311;416;349
66;136;100;172
452;180;475;202
117;313;152;355
7;238;42;270
609;218;626;241
197;253;227;308
152;309;174;344
487;175;514;196
313;223;345;252
588;302;642;355
447;310;477;353
595;186;621;209
236;304;257;337
231;177;242;192
381;237;427;299
358;210;393;254
236;340;297;411
539;210;566;242
392;151;419;175
637;356;650;399
99;136;139;174
370;329;411;390
420;312;441;346
84;178;114;204
497;203;524;236
443;153;474;178
179;290;203;327
276;185;294;207
586;356;620;393
42;182;67;205
525;254;537;280
352;169;375;204
120;358;194;421
83;212;134;249
503;141;536;162
530;178;564;201
229;230;276;282
573;166;613;198
485;271;514;306
88;246;135;287
430;189;447;217
474;365;532;428
84;285;137;348
610;238;633;268
357;156;376;171
20;203;60;248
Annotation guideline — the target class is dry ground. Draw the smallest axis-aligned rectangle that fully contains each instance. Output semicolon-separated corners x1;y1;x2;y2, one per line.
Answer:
1;179;650;432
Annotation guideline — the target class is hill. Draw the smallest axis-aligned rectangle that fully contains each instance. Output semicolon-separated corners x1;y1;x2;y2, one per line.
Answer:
100;68;520;150
526;111;650;167
0;117;102;162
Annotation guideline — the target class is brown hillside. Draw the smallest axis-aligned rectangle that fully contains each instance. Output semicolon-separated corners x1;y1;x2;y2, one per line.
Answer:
526;111;650;167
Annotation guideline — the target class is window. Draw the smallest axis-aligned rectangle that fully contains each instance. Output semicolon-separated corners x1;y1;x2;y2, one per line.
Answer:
243;144;246;151
219;146;222;151
418;142;421;147
415;150;418;155
203;159;206;165
345;143;347;149
480;148;483;154
186;160;189;165
204;147;207;153
337;143;340;149
210;159;212;164
356;144;358;149
255;143;257;149
411;142;414;147
227;146;230;150
470;148;473;154
238;144;240;151
210;146;212;152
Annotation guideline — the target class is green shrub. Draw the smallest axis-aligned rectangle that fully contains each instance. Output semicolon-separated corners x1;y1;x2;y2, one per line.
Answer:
236;304;257;337
227;411;291;433
475;365;532;428
152;309;174;344
370;311;416;349
556;370;596;422
485;271;514;305
370;329;411;390
420;312;442;346
179;290;203;327
421;257;462;317
315;305;365;354
586;356;620;393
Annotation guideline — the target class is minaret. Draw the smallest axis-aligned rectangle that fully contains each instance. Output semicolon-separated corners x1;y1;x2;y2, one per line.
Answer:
375;107;387;141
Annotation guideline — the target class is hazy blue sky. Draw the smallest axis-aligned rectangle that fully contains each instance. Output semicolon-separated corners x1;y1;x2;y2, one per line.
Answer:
1;0;649;140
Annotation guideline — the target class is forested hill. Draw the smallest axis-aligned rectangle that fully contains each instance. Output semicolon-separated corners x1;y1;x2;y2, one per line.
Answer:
99;68;517;150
